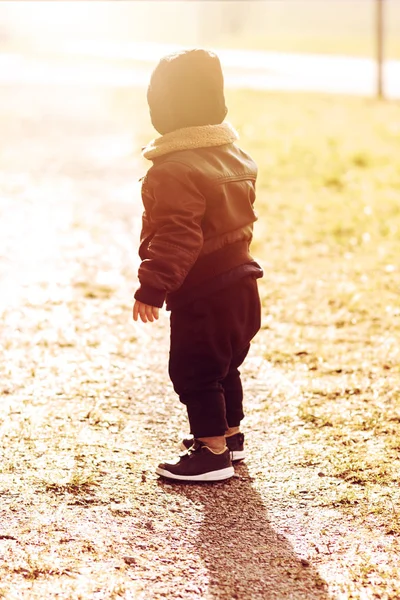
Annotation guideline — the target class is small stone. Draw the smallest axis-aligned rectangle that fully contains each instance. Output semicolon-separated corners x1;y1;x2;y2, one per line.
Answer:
123;556;137;565
300;558;310;567
318;472;325;477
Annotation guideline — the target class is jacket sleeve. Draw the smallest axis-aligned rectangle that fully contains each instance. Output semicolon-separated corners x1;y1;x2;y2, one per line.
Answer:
134;161;205;308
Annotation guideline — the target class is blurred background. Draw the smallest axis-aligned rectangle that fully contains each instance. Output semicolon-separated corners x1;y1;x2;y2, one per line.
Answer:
1;1;400;95
1;0;400;56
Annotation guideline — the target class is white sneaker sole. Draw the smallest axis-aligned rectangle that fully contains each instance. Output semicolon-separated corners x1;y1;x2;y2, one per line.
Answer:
156;466;234;482
179;443;246;463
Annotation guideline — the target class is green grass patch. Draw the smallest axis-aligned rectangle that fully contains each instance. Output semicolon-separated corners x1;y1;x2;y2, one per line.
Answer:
224;89;400;575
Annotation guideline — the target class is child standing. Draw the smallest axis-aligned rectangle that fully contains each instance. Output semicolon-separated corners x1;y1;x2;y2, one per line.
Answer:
133;49;262;482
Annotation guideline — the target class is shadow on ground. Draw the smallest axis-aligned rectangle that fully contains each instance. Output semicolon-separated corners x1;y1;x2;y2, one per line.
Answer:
159;464;330;600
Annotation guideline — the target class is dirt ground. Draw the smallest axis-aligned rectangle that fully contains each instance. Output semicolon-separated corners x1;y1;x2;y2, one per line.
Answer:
0;82;399;600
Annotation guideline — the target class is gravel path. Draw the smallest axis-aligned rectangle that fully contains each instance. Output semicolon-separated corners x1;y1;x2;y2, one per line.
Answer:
0;83;396;599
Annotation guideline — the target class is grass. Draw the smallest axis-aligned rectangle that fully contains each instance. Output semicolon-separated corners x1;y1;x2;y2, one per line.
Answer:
1;83;400;598
230;90;400;595
231;101;400;413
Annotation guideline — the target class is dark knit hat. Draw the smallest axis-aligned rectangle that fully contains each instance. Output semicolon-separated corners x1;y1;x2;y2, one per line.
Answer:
147;49;228;135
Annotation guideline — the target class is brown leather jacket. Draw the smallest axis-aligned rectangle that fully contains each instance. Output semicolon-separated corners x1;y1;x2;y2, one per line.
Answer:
135;140;260;309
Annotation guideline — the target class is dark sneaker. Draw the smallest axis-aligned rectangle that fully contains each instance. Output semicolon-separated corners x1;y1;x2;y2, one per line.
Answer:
156;440;234;482
180;432;245;462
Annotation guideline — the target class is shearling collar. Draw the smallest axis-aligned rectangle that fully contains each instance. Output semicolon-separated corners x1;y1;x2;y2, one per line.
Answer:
142;122;239;160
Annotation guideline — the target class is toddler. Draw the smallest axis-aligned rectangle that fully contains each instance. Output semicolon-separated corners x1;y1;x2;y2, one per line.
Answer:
133;49;262;482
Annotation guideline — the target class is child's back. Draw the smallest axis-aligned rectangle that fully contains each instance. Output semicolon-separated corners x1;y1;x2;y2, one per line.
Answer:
138;125;261;311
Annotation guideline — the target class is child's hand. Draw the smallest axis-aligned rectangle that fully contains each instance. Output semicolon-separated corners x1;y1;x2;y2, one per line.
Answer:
133;300;159;323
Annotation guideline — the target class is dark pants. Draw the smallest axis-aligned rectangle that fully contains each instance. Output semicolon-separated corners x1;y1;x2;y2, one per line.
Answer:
169;276;261;438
